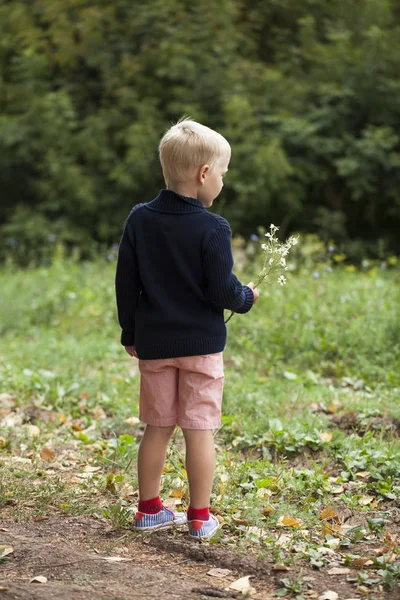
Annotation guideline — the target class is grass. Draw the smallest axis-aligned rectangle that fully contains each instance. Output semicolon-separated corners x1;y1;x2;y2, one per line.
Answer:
0;241;399;592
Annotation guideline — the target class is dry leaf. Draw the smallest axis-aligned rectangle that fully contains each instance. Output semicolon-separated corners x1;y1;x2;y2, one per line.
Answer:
330;485;345;494
101;556;133;562
325;538;341;550
327;567;351;575
227;575;255;594
352;557;371;568
125;417;140;425
84;465;101;473
25;424;41;437
262;505;274;516
275;533;292;548
278;514;303;528
0;587;9;591
170;488;185;498
207;568;232;579
40;446;55;462
34;516;48;522
359;496;374;506
30;576;48;584
318;592;338;600
320;507;340;522
272;564;290;571
0;546;14;559
319;432;333;442
355;471;370;479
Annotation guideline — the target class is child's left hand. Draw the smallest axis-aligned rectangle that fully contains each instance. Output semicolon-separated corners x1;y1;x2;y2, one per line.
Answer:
125;345;138;358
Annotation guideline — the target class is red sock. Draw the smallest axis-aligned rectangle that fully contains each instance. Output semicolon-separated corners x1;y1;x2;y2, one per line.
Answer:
187;506;209;521
138;496;163;514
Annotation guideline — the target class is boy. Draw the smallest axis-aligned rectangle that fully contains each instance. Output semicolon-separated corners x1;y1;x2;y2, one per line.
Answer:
115;119;259;539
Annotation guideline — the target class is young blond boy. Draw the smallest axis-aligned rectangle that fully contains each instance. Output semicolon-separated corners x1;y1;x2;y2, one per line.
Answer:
115;119;259;539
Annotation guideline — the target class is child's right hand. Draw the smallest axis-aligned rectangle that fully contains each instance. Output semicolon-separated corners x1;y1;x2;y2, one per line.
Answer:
247;282;260;304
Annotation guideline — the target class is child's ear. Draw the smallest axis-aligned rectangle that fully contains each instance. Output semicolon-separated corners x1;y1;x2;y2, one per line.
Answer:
198;164;210;185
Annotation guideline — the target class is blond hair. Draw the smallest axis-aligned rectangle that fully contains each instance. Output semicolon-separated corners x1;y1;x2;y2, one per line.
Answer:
159;118;230;185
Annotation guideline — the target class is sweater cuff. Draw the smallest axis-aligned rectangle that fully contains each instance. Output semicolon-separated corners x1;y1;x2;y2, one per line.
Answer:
237;286;254;314
121;330;135;346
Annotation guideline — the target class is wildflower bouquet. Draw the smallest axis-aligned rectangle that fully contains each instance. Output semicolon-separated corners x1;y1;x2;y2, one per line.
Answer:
225;224;299;323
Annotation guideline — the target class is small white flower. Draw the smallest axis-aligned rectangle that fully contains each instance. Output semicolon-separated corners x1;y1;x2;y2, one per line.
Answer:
280;257;286;267
290;236;299;246
270;224;279;232
269;258;273;265
261;243;267;250
265;232;273;239
278;275;286;286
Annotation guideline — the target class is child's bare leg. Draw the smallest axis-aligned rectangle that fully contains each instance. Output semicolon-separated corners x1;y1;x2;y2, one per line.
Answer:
182;429;215;508
137;424;175;501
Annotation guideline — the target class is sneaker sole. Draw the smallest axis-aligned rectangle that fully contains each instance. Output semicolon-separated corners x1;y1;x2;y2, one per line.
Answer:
188;522;221;540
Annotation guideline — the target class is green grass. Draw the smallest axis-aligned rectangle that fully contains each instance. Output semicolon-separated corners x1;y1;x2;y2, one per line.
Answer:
0;246;399;591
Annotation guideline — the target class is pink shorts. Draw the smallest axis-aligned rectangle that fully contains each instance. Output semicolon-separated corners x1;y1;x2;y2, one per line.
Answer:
138;353;224;430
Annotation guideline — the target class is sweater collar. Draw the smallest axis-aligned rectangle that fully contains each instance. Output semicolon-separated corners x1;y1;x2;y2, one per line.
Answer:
148;189;205;213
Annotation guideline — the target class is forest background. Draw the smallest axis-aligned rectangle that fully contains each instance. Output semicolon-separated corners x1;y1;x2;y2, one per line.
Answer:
1;0;400;265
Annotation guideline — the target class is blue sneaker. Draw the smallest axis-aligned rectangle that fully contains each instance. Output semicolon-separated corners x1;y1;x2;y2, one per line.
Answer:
134;506;187;531
188;514;221;540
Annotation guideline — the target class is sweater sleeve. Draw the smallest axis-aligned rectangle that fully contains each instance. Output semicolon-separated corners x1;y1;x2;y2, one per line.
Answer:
203;221;254;313
115;217;142;346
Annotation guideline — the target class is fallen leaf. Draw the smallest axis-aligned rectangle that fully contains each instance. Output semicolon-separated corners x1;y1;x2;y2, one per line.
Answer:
101;556;133;562
275;533;292;548
84;465;101;473
227;575;251;594
262;505;274;516
30;576;48;584
34;516;48;522
272;564;290;571
357;585;371;595
325;538;341;550
125;417;140;425
330;485;345;494
359;496;374;506
278;514;303;528
40;446;55;462
351;557;371;568
318;592;338;600
319;432;333;442
327;567;351;575
320;507;340;522
71;422;84;431
207;568;232;579
25;424;41;437
355;471;370;479
0;587;9;591
170;488;185;498
0;546;14;559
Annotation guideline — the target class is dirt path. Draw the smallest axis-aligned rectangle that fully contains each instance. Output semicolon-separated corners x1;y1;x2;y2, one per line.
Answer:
0;515;397;599
0;516;274;599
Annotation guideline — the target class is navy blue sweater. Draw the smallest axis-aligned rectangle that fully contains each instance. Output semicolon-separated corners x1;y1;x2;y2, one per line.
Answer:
115;190;254;359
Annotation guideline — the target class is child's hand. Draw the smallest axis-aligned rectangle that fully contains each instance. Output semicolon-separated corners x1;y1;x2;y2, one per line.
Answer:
247;282;260;304
125;345;138;358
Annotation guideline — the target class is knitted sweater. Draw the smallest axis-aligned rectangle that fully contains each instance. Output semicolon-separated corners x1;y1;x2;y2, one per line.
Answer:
115;189;254;359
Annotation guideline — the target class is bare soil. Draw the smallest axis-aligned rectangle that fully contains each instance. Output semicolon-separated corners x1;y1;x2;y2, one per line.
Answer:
0;515;398;600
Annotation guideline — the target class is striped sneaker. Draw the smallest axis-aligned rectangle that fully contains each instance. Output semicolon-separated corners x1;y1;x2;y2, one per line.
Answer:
188;514;221;540
134;506;187;531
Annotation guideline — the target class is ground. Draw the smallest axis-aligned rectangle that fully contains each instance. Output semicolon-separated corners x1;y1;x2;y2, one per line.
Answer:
1;514;398;600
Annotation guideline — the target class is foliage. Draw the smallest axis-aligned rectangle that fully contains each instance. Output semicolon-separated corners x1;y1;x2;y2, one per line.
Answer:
1;1;400;263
